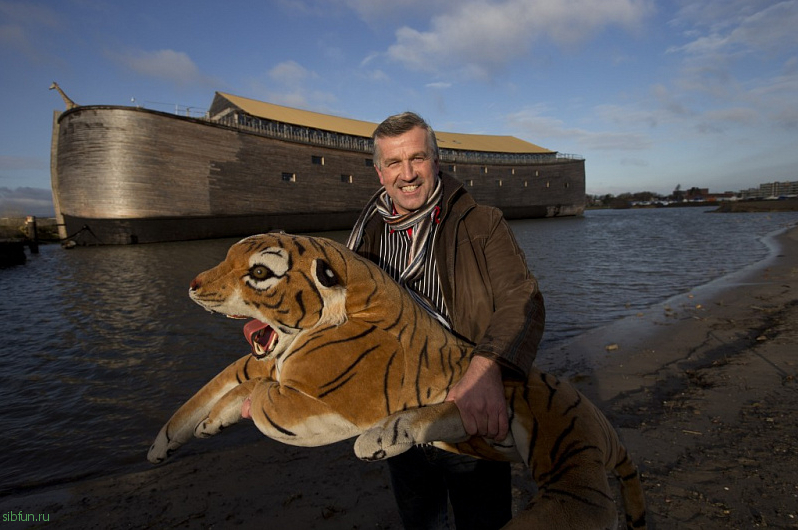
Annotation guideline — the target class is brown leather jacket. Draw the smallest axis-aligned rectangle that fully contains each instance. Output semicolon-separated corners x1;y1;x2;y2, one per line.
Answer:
352;173;545;378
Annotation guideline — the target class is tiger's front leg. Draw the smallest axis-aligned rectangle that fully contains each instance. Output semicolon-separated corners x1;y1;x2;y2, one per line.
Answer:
245;379;363;447
194;379;260;438
148;354;274;463
354;402;470;461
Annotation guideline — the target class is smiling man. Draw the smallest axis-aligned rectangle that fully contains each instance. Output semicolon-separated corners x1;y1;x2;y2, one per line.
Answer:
347;112;546;530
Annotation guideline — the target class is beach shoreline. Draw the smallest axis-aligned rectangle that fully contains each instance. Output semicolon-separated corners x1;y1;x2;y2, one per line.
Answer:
2;226;796;529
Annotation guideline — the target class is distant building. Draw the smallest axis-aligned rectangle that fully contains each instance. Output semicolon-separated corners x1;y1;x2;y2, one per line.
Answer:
759;181;798;199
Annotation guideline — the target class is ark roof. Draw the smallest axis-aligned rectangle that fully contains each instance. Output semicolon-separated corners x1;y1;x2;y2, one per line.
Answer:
212;92;554;155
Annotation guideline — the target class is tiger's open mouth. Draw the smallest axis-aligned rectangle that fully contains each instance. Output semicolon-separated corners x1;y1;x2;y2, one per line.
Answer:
243;319;279;359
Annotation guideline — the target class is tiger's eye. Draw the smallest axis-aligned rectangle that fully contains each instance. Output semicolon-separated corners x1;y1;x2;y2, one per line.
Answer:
250;265;273;280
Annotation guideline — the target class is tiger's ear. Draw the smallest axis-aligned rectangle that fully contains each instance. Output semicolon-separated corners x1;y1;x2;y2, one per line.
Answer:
314;259;347;326
314;259;340;288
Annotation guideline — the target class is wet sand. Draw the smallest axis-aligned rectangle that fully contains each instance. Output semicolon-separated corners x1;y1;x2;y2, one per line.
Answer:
2;226;796;529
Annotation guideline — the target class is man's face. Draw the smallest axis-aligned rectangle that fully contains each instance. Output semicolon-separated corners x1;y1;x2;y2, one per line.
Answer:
374;126;439;215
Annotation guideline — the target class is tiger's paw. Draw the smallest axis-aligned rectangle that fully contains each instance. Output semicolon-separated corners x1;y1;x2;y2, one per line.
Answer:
193;404;244;438
194;416;227;438
193;383;254;438
147;429;183;464
354;417;416;461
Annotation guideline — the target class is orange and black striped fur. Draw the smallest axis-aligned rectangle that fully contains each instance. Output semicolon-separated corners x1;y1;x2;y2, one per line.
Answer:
147;232;646;529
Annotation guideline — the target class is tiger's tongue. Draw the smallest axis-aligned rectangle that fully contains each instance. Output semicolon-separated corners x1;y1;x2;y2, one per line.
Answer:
243;319;271;348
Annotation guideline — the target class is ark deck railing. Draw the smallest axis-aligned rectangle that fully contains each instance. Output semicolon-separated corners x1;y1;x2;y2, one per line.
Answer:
213;113;583;167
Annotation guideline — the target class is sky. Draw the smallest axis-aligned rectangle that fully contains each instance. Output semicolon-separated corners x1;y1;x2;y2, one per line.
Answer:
1;0;797;216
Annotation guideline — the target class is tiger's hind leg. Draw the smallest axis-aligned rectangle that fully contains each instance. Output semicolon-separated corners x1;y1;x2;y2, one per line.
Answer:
354;402;470;461
506;461;618;530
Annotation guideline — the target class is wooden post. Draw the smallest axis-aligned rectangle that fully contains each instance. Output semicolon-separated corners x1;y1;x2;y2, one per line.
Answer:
25;216;40;254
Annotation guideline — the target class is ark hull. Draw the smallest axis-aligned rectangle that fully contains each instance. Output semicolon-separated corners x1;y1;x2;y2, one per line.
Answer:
52;105;585;245
60;211;362;245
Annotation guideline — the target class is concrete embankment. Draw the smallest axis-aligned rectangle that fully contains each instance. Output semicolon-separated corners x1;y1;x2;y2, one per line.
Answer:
711;198;798;212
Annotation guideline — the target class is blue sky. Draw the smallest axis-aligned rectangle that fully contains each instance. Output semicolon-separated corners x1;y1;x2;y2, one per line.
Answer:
1;0;797;216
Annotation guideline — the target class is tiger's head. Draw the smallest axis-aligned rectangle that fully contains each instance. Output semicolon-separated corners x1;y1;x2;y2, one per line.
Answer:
189;232;352;360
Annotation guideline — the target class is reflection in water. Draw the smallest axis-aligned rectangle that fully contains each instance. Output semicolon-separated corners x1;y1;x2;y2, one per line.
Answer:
0;210;796;493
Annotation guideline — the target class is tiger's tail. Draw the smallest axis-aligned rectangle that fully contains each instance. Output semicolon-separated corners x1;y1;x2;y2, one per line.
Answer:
613;449;647;530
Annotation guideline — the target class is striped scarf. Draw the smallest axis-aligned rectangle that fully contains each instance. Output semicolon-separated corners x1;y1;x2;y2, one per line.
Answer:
347;178;449;327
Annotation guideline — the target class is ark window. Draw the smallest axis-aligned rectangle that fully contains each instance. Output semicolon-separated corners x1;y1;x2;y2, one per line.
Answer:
312;156;324;165
365;158;373;167
341;174;353;183
281;172;296;182
448;165;456;173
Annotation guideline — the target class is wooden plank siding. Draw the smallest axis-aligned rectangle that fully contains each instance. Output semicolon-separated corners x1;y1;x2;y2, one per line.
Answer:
53;105;585;245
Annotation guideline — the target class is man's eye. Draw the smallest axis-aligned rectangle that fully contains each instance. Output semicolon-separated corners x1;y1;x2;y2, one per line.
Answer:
250;266;274;281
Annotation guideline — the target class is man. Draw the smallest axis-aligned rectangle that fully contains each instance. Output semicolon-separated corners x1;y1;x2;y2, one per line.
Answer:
347;112;545;529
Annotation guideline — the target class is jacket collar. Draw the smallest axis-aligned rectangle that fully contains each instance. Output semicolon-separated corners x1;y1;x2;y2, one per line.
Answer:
438;172;475;225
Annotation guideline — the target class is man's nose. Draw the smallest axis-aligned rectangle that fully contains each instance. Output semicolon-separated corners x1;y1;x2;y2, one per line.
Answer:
399;159;415;179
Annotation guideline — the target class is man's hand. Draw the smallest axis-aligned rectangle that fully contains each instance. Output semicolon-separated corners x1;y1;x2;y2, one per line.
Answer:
445;356;508;441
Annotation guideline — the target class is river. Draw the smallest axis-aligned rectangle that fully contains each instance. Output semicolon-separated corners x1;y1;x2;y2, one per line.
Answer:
1;206;796;495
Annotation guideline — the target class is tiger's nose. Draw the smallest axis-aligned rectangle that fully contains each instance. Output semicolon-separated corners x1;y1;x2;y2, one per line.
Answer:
190;277;201;291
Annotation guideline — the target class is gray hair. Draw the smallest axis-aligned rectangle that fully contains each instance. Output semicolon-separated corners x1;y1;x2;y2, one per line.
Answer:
372;112;439;169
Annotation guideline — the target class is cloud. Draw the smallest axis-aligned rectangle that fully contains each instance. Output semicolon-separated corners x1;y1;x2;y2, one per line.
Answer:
113;49;215;86
670;1;798;56
702;107;759;127
595;104;660;128
662;2;798;136
0;187;54;217
268;60;317;87
0;1;61;61
367;69;390;82
619;158;649;167
0;155;47;171
506;106;652;151
383;0;653;79
248;61;337;112
358;53;391;82
339;0;452;26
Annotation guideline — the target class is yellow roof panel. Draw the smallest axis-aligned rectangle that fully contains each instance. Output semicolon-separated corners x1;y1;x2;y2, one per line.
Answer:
216;92;553;155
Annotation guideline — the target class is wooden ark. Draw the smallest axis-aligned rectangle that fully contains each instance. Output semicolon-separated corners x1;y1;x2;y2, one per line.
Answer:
50;92;585;245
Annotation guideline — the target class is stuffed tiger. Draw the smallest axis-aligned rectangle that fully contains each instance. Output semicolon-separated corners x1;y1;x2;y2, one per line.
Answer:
147;232;646;530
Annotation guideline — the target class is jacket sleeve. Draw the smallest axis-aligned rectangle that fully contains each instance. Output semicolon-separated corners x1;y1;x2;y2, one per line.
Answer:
467;211;545;377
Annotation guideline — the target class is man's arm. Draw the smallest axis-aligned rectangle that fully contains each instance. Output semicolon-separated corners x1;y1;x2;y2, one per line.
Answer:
446;210;545;440
445;355;508;440
471;212;545;376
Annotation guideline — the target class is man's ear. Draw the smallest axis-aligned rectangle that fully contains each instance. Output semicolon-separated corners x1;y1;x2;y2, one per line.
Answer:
375;165;386;186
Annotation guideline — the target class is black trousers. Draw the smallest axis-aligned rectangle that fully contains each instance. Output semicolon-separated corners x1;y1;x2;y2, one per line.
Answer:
387;445;512;530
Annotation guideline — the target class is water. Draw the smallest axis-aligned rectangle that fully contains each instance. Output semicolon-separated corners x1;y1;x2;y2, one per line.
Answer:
1;207;796;495
514;207;798;344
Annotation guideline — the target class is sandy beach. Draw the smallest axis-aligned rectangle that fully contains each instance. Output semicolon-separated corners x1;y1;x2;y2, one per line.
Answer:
2;225;796;529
